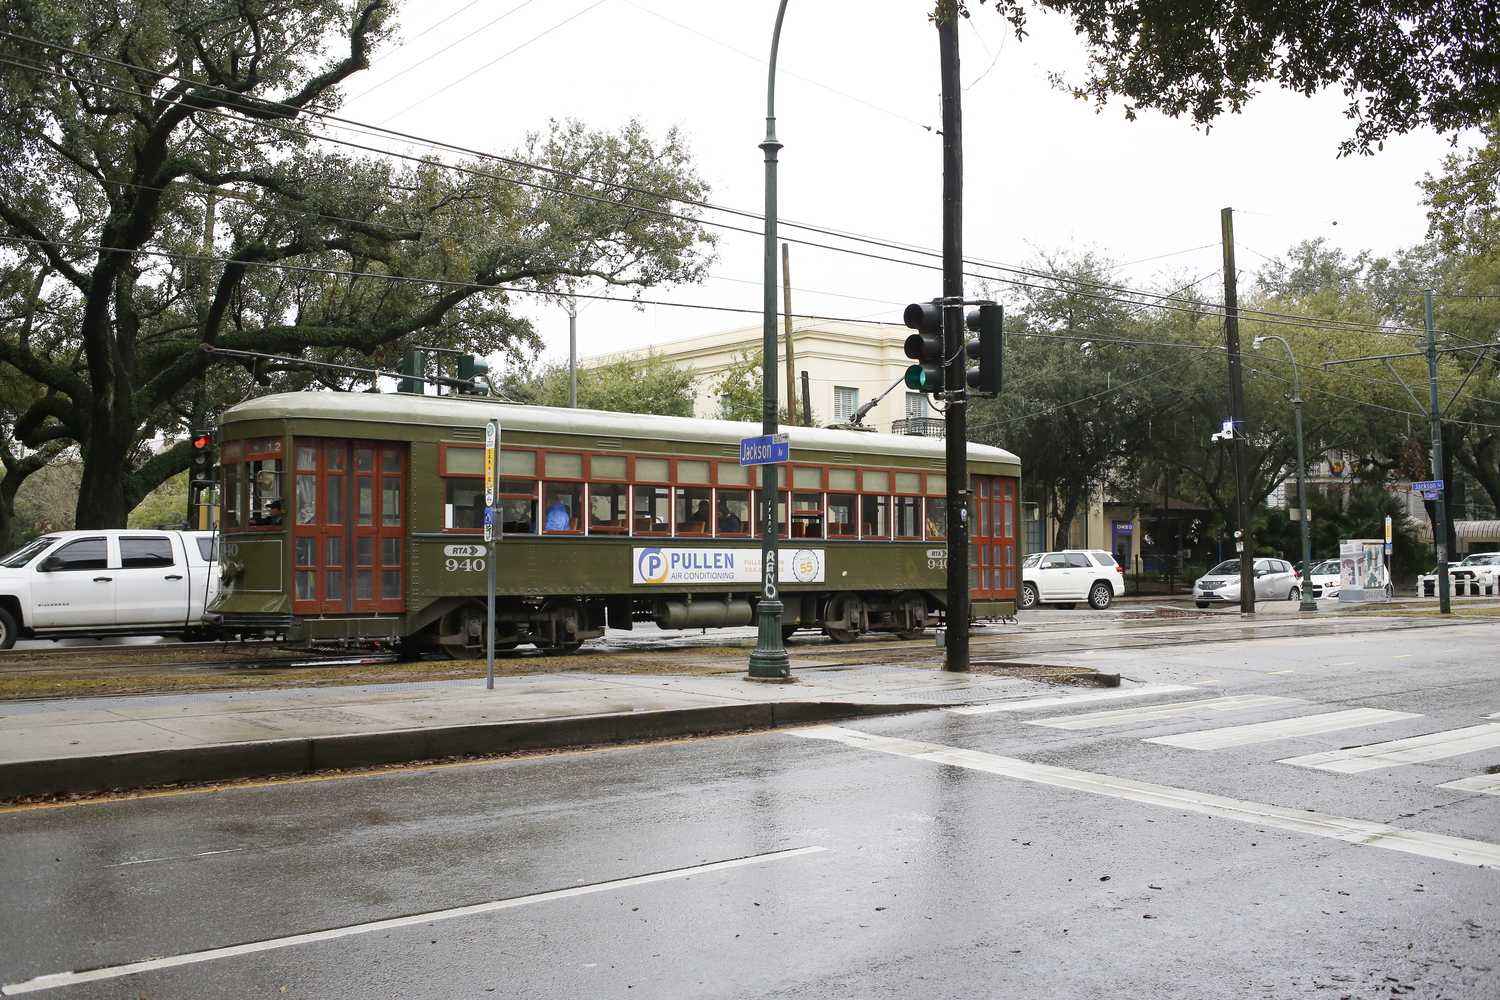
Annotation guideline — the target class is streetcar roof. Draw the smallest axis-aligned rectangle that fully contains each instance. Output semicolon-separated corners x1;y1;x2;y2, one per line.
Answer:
219;391;1020;469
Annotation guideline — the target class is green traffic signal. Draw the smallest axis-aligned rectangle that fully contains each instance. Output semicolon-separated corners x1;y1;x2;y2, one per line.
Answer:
902;300;944;394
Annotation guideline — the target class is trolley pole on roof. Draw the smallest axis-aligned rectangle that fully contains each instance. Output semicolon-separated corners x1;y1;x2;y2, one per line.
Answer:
747;0;792;681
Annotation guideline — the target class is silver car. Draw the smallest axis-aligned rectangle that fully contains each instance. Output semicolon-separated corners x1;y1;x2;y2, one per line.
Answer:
1194;557;1301;608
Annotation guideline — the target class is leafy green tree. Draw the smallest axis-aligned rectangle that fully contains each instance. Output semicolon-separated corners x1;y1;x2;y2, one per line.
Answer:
506;351;698;417
0;3;715;528
709;347;811;425
972;1;1500;154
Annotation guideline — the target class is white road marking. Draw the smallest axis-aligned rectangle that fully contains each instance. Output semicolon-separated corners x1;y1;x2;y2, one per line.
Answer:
947;683;1192;716
1028;695;1299;730
792;726;1500;869
0;847;826;995
1278;723;1500;773
1145;708;1421;750
1440;775;1500;795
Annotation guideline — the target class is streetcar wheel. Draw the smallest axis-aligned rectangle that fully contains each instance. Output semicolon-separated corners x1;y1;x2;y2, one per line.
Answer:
822;592;865;644
1087;582;1113;610
0;608;15;649
895;591;928;639
537;598;588;656
1019;583;1038;610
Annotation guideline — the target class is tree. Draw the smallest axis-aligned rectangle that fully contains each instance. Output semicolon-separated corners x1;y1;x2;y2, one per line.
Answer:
974;1;1500;154
506;350;698;417
709;348;809;424
0;3;715;527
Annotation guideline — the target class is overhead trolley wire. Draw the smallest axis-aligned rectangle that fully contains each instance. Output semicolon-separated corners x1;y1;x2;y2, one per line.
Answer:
0;33;1457;341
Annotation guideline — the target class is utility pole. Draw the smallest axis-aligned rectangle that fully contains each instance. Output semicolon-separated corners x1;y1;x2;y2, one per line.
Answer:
782;242;798;426
938;4;969;671
747;0;792;681
565;295;578;409
1425;290;1453;614
1221;208;1256;614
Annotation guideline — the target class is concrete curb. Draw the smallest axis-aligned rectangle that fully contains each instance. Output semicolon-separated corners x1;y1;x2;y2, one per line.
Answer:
0;700;932;799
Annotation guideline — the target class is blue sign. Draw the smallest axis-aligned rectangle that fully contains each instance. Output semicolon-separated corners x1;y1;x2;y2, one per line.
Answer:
740;434;789;466
1411;480;1443;493
1423;490;1440;500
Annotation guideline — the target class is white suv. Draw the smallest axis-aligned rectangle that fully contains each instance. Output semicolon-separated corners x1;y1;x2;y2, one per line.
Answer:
1019;549;1125;610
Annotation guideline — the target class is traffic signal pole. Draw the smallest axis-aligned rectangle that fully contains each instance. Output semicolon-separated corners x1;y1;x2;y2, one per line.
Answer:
938;7;969;671
1425;290;1453;614
1221;208;1256;614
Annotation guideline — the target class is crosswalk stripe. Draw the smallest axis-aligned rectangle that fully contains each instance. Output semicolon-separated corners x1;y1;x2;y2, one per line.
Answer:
1278;723;1500;773
791;726;1500;869
947;683;1192;716
1145;708;1420;750
1028;695;1299;730
1439;775;1500;795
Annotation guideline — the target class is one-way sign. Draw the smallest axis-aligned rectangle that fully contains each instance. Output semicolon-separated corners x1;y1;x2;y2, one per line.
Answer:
1410;480;1443;493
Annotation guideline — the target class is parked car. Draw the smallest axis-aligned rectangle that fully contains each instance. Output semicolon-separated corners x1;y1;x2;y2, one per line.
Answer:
1193;557;1301;608
0;529;219;648
1303;558;1343;600
1448;552;1500;588
1020;549;1124;610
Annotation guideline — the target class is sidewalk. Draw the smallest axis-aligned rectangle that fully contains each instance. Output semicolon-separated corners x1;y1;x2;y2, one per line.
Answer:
0;662;1100;799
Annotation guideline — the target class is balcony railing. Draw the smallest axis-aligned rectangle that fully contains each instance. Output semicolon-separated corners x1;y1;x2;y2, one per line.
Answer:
891;417;945;437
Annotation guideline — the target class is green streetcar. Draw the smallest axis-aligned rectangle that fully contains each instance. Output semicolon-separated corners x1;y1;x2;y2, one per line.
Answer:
206;391;1021;655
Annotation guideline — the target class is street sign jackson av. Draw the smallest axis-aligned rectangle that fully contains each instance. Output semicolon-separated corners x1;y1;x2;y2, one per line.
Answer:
740;433;789;466
1410;480;1443;493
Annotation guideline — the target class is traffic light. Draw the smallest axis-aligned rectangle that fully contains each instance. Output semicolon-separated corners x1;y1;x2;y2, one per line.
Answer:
903;300;944;393
396;349;424;394
189;430;214;483
456;354;489;394
965;303;1003;395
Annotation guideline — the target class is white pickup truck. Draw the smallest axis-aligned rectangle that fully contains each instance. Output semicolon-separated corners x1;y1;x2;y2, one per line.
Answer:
0;529;219;648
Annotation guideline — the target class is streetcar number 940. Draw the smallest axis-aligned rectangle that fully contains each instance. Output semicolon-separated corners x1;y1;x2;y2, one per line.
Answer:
446;557;485;573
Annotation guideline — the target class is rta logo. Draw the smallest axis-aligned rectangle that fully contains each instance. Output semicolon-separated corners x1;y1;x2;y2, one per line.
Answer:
638;548;668;583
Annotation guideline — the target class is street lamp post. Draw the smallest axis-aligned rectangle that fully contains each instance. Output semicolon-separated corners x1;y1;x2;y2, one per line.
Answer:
1254;335;1317;612
747;0;792;681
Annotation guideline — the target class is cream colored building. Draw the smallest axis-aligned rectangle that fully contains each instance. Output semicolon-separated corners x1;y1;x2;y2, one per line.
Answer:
584;320;937;435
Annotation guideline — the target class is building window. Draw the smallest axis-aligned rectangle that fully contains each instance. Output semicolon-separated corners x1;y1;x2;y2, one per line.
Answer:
905;392;927;419
834;386;859;422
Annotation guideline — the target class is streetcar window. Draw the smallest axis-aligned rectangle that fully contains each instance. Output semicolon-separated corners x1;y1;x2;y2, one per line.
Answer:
545;453;583;479
295;537;315;601
295;474;316;525
633;486;671;534
247;457;282;527
862;495;889;539
589;483;629;532
356;447;373;473
792;467;822;490
895;472;922;494
757;492;788;537
356;474;372;526
443;446;484;475
716;490;750;535
678;460;710;485
828;468;857;492
327;471;344;526
791;493;823;538
928;474;947;495
542;484;581;532
925;498;947;539
717;463;749;487
636;457;669;482
592;454;627;480
827;494;857;538
498;496;537;535
500;450;536;477
676;487;712;533
382;475;401;526
223;463;241;529
894;496;921;538
863;470;890;493
382;538;402;601
445;480;485;529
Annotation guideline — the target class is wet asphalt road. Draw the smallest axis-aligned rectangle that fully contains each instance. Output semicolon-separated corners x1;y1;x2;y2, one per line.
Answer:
1;620;1498;998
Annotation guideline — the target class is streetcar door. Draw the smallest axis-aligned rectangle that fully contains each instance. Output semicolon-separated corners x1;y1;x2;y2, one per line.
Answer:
291;439;407;616
969;475;1018;603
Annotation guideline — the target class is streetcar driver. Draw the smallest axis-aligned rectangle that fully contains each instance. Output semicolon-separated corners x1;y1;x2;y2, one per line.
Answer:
251;499;284;526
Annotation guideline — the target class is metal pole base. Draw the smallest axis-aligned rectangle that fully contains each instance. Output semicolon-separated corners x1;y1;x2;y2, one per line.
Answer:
1298;596;1318;613
747;598;792;680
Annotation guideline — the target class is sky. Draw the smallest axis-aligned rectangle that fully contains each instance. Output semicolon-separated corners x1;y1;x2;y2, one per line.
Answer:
332;0;1468;369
